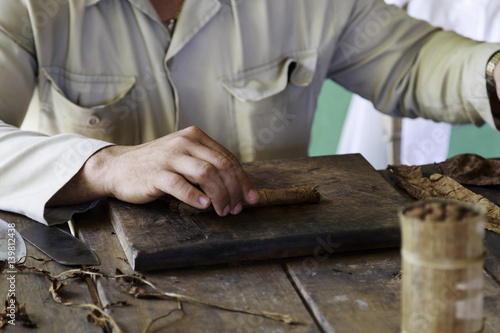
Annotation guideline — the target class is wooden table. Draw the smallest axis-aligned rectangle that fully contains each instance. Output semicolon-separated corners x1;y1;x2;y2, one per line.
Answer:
2;171;500;332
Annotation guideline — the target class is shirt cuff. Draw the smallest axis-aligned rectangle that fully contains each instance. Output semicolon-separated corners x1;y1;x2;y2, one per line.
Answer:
43;199;100;225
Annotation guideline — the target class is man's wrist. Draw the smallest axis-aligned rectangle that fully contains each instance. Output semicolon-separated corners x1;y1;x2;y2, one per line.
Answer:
485;50;500;130
82;146;116;198
486;50;500;93
47;146;115;207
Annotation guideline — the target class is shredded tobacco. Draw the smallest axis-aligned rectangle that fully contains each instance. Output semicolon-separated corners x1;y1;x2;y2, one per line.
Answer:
142;300;183;333
0;295;36;329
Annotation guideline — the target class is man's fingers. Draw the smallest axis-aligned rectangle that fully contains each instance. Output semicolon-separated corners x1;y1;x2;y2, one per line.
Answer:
157;172;211;210
167;154;232;216
182;136;257;214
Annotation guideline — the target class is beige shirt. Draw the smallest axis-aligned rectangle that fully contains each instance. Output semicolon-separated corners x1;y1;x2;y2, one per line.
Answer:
1;0;499;225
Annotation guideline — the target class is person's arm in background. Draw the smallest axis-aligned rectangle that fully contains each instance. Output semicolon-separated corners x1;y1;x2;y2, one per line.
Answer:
329;0;500;131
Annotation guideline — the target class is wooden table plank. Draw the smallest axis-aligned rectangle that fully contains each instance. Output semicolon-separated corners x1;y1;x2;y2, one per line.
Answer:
0;211;101;332
484;230;500;283
74;201;319;332
285;248;500;333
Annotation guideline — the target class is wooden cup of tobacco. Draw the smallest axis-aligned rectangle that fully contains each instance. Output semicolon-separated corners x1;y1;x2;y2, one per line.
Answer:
400;199;486;333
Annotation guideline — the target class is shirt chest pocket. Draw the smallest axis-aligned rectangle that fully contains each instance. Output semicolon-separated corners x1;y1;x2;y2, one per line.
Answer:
220;50;318;110
38;67;139;145
219;50;319;161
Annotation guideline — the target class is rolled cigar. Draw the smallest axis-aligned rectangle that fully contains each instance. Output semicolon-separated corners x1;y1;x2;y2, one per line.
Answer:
169;186;320;216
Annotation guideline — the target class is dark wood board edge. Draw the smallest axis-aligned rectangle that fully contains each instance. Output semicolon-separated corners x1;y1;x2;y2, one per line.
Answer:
107;199;139;270
131;227;401;271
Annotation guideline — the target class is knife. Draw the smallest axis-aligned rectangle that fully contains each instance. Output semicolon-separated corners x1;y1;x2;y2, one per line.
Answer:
20;223;100;266
0;219;26;264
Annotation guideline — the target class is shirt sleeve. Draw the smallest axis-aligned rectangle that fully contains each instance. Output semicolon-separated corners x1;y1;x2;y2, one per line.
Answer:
0;8;113;225
328;0;500;130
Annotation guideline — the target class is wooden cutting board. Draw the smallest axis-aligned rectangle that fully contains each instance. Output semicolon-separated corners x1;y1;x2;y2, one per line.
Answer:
107;154;410;271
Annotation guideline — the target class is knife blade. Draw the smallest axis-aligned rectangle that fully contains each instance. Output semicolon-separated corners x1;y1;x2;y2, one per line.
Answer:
20;223;100;266
0;219;26;264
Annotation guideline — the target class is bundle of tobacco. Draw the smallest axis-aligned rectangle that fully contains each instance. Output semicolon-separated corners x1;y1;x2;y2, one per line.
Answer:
388;164;500;234
435;153;500;186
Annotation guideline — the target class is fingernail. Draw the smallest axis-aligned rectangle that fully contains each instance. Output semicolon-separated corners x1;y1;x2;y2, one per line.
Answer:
231;202;243;215
199;196;210;208
248;189;259;202
223;204;231;216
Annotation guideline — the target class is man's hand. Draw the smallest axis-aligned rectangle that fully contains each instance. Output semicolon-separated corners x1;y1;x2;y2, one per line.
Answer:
48;126;259;216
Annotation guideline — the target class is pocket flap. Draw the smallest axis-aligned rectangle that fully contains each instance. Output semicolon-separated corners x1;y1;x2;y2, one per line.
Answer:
40;67;136;108
220;50;318;102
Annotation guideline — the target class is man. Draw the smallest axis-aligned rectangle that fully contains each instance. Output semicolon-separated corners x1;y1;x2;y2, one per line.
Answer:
1;0;500;225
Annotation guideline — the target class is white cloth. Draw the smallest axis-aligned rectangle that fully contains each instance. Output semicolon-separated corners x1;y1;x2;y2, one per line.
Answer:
338;0;500;168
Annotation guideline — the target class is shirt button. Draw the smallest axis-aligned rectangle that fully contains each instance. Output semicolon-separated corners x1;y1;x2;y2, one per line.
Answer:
87;115;100;127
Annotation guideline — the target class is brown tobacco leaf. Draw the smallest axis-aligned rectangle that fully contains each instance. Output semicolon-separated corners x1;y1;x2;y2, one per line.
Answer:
169;186;321;216
48;278;65;303
389;164;500;234
86;303;128;329
86;308;108;328
435;154;500;186
0;295;36;328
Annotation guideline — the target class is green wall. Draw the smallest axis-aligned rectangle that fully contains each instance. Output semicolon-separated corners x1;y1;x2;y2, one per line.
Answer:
448;125;500;158
309;80;500;159
308;80;352;156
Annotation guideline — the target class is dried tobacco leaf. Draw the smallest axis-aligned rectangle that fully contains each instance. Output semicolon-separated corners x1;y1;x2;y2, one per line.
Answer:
0;295;36;328
48;278;65;303
115;269;161;299
86;308;108;328
435;154;500;186
389;164;500;234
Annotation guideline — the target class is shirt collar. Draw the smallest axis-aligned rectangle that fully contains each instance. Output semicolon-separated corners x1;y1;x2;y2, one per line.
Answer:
85;0;223;60
85;0;152;8
85;0;163;22
85;0;101;7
